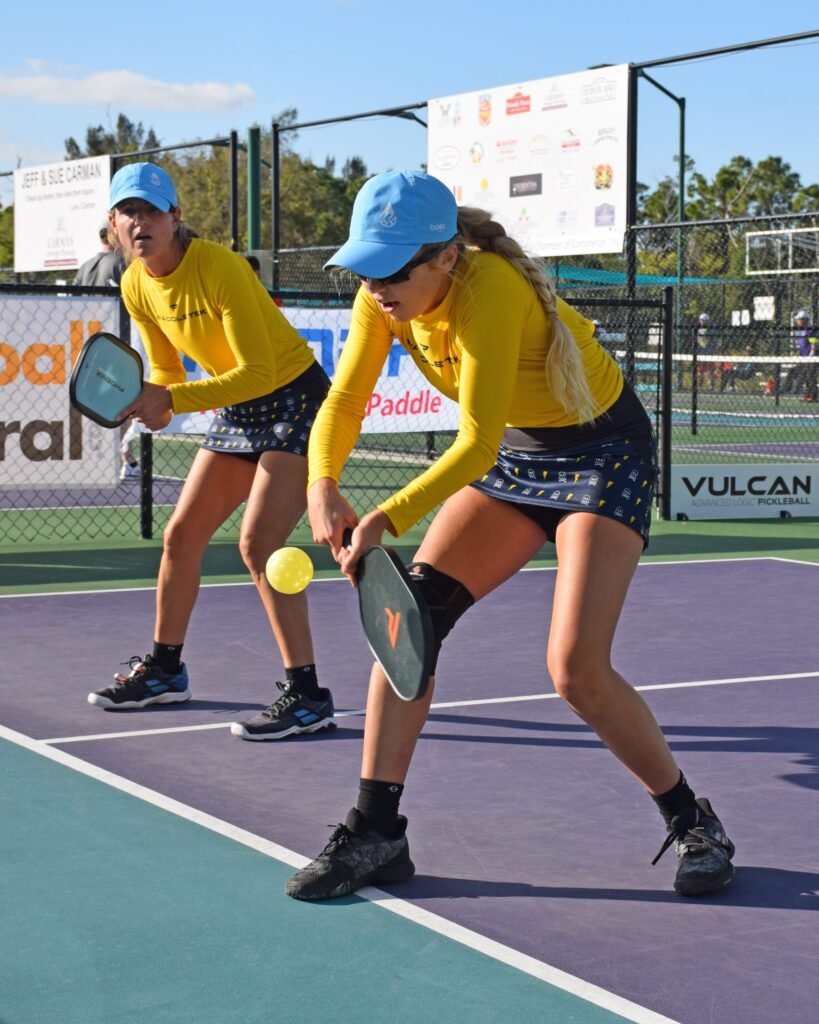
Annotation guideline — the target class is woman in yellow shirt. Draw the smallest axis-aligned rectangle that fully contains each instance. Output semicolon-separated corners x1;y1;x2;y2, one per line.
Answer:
287;171;735;900
87;163;335;743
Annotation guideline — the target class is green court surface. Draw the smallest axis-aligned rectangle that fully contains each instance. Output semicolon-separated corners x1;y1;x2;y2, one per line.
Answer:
0;516;816;596
0;731;648;1024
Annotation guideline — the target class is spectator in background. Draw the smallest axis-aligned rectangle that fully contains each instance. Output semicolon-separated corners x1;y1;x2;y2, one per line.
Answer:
244;254;261;278
720;346;756;393
74;222;126;287
695;313;719;391
793;310;817;403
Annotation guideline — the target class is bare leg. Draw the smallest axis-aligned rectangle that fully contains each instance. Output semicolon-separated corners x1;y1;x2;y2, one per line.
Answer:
155;449;254;643
361;488;547;782
239;450;315;667
549;512;680;795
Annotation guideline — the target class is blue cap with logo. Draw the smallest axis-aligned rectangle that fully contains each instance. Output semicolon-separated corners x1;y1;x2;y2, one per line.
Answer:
325;170;458;278
109;162;178;212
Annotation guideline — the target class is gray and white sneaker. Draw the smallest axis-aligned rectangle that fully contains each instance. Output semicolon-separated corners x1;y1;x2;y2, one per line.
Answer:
286;808;415;901
230;681;335;741
654;797;735;896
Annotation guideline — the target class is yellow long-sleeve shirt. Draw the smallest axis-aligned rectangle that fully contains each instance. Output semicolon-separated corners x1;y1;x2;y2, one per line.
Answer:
308;250;623;536
121;238;315;413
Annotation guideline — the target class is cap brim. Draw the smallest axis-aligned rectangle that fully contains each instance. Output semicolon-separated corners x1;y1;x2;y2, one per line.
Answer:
324;238;421;277
109;188;174;213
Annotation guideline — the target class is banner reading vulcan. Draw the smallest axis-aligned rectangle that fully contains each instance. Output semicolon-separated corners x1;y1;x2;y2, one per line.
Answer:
671;464;819;519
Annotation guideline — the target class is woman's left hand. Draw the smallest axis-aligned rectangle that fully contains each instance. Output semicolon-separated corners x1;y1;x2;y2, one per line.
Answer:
339;509;392;584
118;382;174;431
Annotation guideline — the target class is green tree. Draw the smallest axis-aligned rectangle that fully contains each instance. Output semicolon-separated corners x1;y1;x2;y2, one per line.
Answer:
65;113;161;159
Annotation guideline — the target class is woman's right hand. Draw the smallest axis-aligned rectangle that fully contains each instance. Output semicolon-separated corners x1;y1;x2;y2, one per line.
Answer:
306;478;358;563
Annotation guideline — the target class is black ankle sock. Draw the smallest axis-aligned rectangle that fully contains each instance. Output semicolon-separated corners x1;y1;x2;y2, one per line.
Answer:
356;778;404;834
285;664;320;699
652;772;699;830
152;642;183;675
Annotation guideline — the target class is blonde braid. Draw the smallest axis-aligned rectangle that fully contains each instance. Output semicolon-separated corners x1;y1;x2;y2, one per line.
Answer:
455;207;597;424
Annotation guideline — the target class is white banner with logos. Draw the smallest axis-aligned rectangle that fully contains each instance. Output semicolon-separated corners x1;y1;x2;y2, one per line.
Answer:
428;64;629;257
13;156;112;273
0;296;120;487
671;463;819;519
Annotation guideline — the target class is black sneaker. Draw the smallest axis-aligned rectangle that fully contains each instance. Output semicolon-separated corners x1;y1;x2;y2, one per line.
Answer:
286;808;415;901
88;655;190;709
653;797;735;896
230;681;335;741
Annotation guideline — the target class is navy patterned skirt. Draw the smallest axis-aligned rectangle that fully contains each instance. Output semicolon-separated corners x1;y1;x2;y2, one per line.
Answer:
471;385;657;546
202;362;329;461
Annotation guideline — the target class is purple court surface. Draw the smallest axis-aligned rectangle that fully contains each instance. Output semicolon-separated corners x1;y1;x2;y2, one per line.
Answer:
2;557;818;1024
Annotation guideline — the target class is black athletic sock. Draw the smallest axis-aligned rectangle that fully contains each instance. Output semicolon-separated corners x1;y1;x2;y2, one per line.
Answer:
652;772;699;831
152;642;183;675
285;664;320;699
356;778;404;834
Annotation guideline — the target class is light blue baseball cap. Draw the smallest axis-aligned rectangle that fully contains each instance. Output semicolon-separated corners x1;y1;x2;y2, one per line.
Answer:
109;162;178;212
325;171;458;278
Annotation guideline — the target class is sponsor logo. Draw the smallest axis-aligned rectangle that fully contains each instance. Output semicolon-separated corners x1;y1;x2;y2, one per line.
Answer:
681;473;812;501
510;173;542;198
594;127;619;145
478;94;492;127
506;89;531;115
433;146;460;171
494;138;518;162
582;76;618;104
379;202;398;228
595;203;615;227
542;86;568;111
594;164;614;190
435;99;461;128
469;142;485;164
528;134;551;155
561;129;581;152
557;169;575;194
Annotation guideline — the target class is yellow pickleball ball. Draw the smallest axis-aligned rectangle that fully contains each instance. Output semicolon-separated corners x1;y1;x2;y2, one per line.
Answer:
265;547;314;594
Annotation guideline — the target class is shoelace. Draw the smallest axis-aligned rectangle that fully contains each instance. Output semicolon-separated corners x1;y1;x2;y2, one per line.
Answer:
652;811;726;866
322;824;353;856
119;655;152;680
262;681;300;718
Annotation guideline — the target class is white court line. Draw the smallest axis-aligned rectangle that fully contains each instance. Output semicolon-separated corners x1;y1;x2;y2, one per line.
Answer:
42;669;819;745
4;553;818;601
0;722;680;1024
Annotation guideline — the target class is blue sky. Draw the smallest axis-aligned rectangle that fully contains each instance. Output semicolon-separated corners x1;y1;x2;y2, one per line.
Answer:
1;1;817;211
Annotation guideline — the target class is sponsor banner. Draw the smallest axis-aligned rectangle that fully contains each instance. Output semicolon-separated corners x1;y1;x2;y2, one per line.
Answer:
0;297;120;487
671;464;819;519
279;307;459;435
429;64;629;257
13;157;112;273
164;306;459;436
0;298;458;489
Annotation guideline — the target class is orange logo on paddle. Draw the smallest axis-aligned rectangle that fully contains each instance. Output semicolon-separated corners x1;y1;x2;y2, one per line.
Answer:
384;608;401;649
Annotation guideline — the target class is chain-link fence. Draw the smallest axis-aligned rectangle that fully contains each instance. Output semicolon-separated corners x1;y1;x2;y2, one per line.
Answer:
3;213;817;547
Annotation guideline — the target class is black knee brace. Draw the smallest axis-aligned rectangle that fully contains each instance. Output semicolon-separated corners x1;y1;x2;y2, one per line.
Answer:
407;562;475;671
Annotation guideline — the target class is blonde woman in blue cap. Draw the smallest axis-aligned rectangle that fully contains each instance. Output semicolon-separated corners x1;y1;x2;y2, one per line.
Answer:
286;170;735;900
87;162;336;742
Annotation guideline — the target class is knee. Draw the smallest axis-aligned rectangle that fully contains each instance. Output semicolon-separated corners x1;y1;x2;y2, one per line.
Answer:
546;647;611;713
238;531;267;577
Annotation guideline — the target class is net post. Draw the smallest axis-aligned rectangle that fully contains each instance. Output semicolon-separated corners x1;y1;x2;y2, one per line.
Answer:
659;287;673;520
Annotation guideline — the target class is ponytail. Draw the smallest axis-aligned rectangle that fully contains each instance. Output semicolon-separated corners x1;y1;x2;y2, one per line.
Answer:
455;207;597;424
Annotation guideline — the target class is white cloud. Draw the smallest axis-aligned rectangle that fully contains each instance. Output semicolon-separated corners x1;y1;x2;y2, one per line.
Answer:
0;70;256;111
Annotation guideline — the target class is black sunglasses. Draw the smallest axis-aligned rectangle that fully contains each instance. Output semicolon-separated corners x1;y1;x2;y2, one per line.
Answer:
355;241;453;287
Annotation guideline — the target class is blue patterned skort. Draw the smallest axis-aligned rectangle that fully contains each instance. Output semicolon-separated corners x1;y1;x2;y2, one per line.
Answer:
202;362;330;461
471;386;658;547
